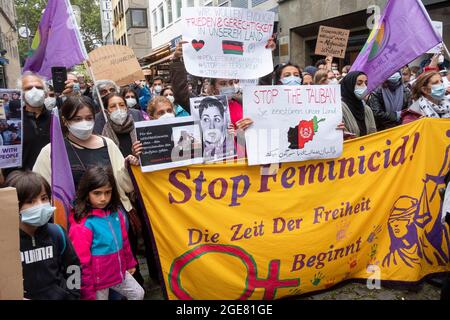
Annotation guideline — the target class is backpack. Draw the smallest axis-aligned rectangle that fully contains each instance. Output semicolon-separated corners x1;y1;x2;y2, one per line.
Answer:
47;223;67;256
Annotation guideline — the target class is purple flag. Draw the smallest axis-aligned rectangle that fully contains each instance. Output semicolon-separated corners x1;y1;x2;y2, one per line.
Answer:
51;107;75;230
23;0;88;78
350;0;442;94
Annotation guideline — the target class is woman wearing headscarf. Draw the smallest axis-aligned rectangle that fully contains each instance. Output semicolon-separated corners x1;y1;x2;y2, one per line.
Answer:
368;71;412;130
341;71;377;137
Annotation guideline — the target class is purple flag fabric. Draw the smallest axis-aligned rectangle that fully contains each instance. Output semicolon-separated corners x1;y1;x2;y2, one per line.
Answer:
350;0;442;94
51;107;75;230
23;0;87;78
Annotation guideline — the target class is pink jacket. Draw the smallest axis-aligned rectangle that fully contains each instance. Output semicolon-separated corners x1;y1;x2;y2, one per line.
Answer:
69;208;136;300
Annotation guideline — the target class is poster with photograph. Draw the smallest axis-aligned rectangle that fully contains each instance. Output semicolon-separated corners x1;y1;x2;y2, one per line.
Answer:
244;85;343;166
135;116;203;172
190;95;236;163
0;89;22;169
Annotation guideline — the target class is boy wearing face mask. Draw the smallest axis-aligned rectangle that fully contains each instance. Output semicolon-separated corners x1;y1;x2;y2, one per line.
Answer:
4;170;81;300
368;71;412;130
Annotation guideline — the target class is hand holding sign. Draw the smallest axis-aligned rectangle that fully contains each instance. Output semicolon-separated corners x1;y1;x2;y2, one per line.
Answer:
315;26;350;59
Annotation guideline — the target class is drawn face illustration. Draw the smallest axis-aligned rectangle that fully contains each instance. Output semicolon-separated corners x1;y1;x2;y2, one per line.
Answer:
389;219;410;238
201;106;225;144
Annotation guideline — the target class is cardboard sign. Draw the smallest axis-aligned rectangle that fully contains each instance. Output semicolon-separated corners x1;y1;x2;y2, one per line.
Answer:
181;7;275;79
0;89;23;169
315;26;350;59
427;21;443;54
244;85;343;166
88;45;145;86
189;95;236;163
135;116;203;172
0;187;23;300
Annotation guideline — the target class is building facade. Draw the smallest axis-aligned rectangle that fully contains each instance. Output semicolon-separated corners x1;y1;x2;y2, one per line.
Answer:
0;0;20;89
100;0;114;45
278;0;450;68
111;0;152;59
143;0;279;79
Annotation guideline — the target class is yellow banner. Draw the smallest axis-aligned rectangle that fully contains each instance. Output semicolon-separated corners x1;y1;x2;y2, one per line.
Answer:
131;118;450;300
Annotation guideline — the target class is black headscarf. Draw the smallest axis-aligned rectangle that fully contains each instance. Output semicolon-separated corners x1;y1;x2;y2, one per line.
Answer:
341;71;367;136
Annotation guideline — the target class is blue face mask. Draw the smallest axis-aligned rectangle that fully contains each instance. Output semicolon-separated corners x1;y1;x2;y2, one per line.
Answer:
20;203;55;227
73;82;81;93
281;76;302;86
431;83;446;101
388;72;402;83
354;86;367;100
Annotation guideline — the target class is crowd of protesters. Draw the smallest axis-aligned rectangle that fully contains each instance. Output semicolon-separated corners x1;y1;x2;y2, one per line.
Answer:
1;35;449;300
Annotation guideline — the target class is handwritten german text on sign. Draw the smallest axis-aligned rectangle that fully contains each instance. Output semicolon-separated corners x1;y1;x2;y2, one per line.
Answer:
315;26;350;59
181;7;275;79
88;45;145;86
244;85;343;166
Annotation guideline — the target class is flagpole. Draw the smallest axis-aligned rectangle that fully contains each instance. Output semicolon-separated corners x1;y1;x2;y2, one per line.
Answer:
65;0;108;123
443;42;450;60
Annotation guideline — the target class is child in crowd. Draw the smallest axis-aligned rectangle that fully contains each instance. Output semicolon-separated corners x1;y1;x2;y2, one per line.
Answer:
4;170;80;300
68;166;145;300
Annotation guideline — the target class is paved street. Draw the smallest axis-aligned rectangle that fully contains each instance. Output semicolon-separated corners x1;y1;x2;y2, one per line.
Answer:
138;257;443;300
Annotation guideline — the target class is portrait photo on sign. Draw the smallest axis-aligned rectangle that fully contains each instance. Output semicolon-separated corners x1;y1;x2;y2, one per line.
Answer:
0;89;23;168
190;95;236;163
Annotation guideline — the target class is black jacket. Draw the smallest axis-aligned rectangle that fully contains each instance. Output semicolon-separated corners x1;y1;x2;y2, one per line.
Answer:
368;85;412;130
20;224;80;300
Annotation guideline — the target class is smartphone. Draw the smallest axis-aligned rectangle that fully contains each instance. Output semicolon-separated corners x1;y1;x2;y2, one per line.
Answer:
51;67;67;94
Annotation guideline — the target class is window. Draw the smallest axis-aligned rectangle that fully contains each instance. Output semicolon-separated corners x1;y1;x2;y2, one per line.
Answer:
126;9;148;29
166;0;173;24
187;0;195;7
203;0;213;6
158;4;165;29
219;0;230;6
152;10;158;32
231;0;248;8
176;0;182;18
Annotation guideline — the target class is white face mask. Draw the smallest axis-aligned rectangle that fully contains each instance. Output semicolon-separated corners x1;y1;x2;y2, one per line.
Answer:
110;108;128;125
44;97;57;110
158;112;175;120
25;87;46;108
219;86;235;99
166;95;175;104
328;78;339;85
68;120;94;140
126;98;137;108
154;85;162;94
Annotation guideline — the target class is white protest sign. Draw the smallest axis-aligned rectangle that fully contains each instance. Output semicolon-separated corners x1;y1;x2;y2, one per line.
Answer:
428;21;443;54
244;85;343;166
181;7;275;79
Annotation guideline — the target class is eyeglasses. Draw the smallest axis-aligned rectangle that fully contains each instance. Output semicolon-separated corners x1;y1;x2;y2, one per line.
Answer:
100;87;116;95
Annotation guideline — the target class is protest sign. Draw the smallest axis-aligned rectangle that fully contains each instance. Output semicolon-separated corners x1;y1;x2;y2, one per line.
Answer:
0;187;23;300
427;21;443;54
181;7;275;79
88;45;145;86
0;89;23;169
243;85;343;166
131;118;450;300
315;26;350;59
135;117;203;172
190;95;236;163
